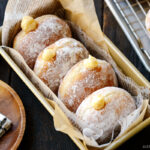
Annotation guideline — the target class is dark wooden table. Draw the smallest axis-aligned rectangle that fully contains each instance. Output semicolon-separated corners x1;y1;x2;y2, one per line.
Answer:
0;0;150;150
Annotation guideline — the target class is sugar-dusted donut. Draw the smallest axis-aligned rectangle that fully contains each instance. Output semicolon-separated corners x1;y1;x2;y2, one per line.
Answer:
13;15;72;68
34;38;89;93
76;87;136;143
58;55;118;112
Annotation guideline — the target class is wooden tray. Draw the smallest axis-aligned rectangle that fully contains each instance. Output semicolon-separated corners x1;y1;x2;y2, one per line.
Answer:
0;80;26;150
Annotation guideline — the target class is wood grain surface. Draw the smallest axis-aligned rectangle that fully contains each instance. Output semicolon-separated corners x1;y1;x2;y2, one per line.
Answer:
0;0;150;149
0;80;25;150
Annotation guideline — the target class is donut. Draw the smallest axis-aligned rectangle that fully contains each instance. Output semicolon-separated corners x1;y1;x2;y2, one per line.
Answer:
146;10;150;33
13;15;72;68
76;87;136;143
58;55;118;112
34;38;89;93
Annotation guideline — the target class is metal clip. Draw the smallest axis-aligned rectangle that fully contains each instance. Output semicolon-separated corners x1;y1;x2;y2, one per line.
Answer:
0;113;12;138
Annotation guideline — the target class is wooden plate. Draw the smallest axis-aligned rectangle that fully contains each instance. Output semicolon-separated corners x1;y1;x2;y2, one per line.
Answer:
0;80;26;150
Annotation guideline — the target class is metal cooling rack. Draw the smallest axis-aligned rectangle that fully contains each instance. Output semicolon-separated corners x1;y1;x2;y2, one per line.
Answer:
105;0;150;72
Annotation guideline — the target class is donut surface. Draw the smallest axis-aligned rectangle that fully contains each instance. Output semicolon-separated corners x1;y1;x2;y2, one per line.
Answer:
76;87;136;143
13;15;72;68
34;38;89;93
58;56;118;112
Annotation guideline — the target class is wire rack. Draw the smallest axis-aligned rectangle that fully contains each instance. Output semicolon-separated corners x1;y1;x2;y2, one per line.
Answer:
105;0;150;72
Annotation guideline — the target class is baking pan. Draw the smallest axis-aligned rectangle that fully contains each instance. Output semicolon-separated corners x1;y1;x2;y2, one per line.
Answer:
0;26;150;150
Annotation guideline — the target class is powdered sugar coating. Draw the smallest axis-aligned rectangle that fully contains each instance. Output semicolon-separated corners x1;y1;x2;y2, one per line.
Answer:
13;15;72;68
58;59;118;112
76;87;136;142
34;38;89;93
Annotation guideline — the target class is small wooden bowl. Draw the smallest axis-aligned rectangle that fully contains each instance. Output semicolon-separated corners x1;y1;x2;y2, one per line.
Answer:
0;80;26;150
